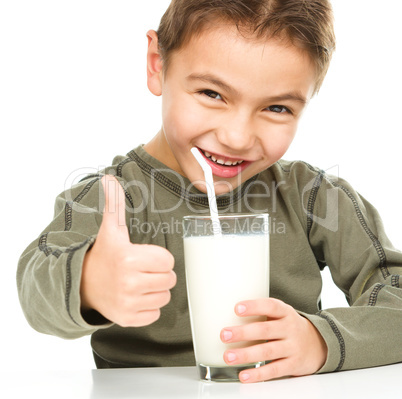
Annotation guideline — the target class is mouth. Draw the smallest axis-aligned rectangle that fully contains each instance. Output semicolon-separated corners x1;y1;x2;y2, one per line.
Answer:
202;150;245;166
196;148;251;179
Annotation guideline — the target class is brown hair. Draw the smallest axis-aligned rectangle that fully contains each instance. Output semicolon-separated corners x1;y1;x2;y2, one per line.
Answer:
156;0;336;94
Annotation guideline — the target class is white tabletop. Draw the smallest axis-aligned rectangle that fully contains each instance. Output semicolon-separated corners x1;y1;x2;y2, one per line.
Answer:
2;363;401;399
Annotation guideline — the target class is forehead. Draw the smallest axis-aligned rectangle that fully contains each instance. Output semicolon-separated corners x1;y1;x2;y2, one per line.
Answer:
166;25;317;99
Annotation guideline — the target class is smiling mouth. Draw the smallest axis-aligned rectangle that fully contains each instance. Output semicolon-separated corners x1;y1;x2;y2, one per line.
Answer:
201;150;245;166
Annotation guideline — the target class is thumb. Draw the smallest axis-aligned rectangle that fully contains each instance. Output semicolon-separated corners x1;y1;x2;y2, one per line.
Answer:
100;175;129;235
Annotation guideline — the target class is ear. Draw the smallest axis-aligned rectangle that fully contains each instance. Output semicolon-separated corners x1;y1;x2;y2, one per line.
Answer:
146;30;163;96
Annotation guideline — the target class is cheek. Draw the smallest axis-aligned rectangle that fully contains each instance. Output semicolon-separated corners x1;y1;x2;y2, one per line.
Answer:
162;101;191;145
262;124;297;160
162;94;212;143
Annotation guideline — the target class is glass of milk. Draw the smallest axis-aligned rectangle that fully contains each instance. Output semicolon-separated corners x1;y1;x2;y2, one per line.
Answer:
183;213;269;382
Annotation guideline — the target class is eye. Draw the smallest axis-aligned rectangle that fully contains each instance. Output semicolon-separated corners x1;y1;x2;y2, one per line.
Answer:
200;90;222;101
267;105;292;114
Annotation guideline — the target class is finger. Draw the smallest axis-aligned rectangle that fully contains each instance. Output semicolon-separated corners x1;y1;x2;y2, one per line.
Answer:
136;290;172;311
133;244;175;273
138;270;177;293
101;175;128;234
117;309;161;328
239;359;291;384
235;298;292;319
224;340;288;367
221;320;285;343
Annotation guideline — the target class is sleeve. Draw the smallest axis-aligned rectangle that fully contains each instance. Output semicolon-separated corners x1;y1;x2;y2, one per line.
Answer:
301;169;402;373
17;175;114;339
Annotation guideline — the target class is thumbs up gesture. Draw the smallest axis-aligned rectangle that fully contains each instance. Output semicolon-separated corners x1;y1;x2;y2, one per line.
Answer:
80;175;176;327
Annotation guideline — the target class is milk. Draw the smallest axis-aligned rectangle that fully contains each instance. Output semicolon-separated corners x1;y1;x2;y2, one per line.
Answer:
184;233;269;367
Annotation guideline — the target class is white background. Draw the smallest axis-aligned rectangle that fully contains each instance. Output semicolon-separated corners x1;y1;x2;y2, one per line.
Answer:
1;0;401;372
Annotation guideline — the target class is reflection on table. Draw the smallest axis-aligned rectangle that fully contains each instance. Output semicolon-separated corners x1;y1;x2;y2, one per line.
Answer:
3;363;401;399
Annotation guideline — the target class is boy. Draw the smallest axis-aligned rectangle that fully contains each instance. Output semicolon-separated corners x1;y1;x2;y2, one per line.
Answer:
17;0;402;383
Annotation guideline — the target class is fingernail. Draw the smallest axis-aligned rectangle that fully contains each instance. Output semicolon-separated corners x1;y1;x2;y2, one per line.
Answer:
237;304;247;314
227;352;237;362
241;372;250;382
222;330;233;341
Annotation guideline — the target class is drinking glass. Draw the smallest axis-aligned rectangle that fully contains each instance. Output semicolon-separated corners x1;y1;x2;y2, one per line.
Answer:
183;214;269;382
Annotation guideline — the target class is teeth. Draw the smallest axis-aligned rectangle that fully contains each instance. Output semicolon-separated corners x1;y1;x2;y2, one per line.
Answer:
202;150;244;166
224;160;240;166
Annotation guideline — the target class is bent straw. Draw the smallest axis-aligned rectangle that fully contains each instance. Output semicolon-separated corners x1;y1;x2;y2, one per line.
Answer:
191;147;222;236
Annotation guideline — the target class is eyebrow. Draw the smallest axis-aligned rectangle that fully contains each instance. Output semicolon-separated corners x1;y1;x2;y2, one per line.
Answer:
187;73;239;96
186;73;308;105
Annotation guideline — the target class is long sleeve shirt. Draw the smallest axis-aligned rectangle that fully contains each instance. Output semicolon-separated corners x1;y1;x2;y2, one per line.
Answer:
17;145;402;372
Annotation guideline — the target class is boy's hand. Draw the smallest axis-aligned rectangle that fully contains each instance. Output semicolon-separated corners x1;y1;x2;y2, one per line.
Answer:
80;175;176;327
220;298;327;383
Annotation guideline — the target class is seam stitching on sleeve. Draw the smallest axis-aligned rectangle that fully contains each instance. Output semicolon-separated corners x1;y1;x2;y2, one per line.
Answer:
65;238;94;326
38;233;94;324
39;177;101;255
391;275;400;288
38;233;52;256
65;177;101;231
308;170;390;280
116;158;134;178
317;312;345;371
79;173;102;183
328;179;389;279
64;201;73;232
306;171;325;237
38;233;62;258
276;160;291;173
113;159;137;209
367;283;385;306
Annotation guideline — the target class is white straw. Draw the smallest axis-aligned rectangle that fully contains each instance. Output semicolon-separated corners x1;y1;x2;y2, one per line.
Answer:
191;147;222;236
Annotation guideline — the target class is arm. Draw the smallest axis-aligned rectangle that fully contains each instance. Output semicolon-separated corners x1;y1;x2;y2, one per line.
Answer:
17;175;109;338
219;169;402;382
305;172;402;372
17;174;176;339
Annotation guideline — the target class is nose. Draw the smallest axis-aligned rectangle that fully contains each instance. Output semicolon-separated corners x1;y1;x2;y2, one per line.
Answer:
215;109;257;152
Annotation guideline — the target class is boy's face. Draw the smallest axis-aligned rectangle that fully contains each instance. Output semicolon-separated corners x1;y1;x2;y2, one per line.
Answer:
145;25;316;195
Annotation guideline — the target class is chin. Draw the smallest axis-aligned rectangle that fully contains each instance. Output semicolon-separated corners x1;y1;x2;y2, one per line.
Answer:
213;182;239;196
187;177;208;194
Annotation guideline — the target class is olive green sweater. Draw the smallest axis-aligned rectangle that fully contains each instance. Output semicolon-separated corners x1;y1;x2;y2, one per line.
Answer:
17;145;402;372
